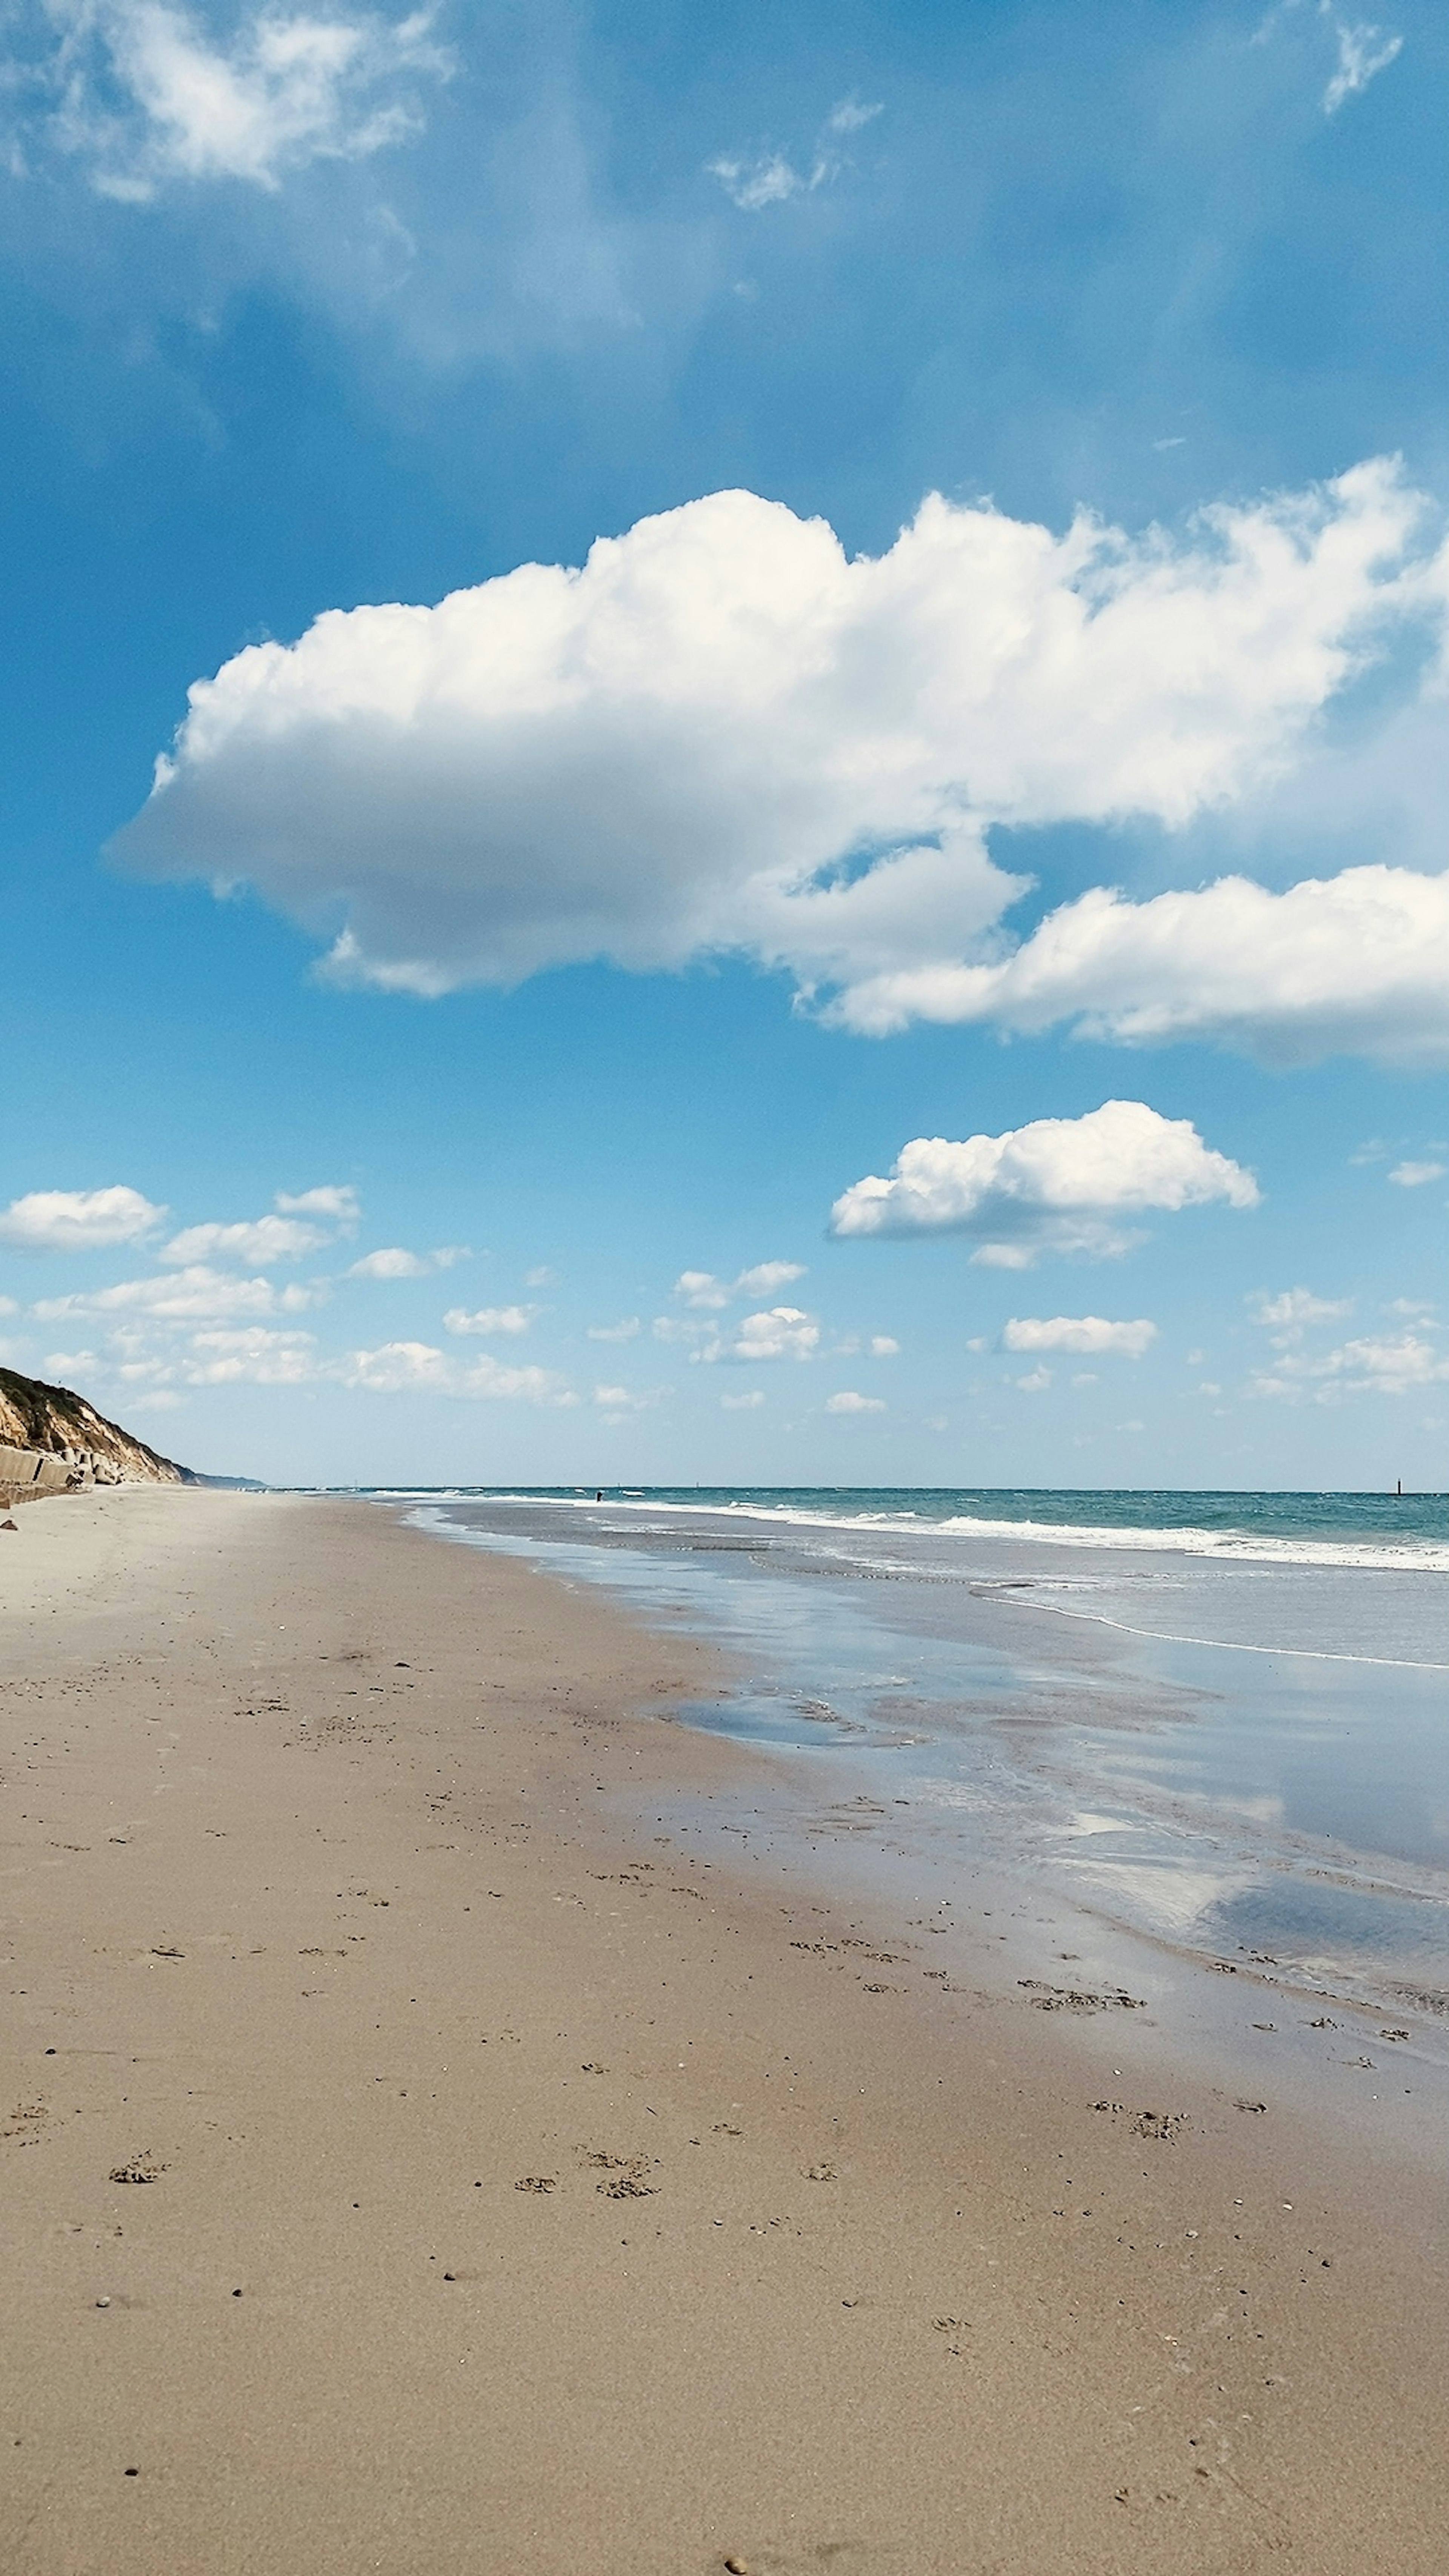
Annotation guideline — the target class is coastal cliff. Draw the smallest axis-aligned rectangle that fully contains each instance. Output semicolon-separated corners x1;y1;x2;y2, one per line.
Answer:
0;1365;194;1501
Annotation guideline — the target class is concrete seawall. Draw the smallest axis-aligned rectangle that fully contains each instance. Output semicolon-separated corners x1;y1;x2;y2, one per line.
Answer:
0;1444;129;1505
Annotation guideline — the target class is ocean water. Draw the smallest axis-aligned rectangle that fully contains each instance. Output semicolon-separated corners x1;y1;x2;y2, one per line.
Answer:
384;1487;1449;2022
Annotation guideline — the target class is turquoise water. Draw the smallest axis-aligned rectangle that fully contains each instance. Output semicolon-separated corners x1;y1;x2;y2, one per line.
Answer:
376;1486;1447;1571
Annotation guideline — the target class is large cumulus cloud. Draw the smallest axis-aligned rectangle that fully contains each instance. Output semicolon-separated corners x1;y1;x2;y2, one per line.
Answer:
116;460;1447;1056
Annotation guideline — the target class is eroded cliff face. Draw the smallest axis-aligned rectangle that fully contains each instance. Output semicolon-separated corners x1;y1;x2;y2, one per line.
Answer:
0;1366;193;1499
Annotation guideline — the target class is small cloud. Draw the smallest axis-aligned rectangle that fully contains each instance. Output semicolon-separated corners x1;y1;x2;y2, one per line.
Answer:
166;1215;328;1267
1249;1286;1354;1342
735;1260;806;1299
1198;1380;1223;1396
340;1341;572;1402
429;1245;470;1268
826;96;882;133
1071;1372;1098;1386
524;1266;558;1288
674;1261;804;1309
825;1389;884;1414
1002;1315;1157;1358
1389;1160;1445;1188
869;1334;900;1356
592;1383;658;1413
964;1336;987;1353
587;1316;641;1343
275;1184;360;1223
721;1389;765;1410
701;1307;820;1365
1186;1347;1207;1366
182;1326;319;1386
348;1246;429;1279
443;1304;536;1338
1015;1366;1052;1393
0;1186;167;1253
831;1103;1256;1264
1152;436;1187;451
1323;18;1403;115
675;1269;732;1310
708;151;808;210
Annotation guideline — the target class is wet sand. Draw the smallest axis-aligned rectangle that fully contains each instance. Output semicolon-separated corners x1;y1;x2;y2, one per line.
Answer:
1;1487;1446;2575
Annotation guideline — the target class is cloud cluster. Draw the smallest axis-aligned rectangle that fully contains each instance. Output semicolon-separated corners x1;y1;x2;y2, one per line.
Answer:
1001;1315;1157;1356
708;95;881;210
19;0;450;201
830;1101;1257;1266
115;463;1449;1061
1246;1283;1445;1399
0;1185;166;1252
337;1341;571;1400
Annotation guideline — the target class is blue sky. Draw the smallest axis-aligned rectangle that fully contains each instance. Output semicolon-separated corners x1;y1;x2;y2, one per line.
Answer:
0;0;1444;1488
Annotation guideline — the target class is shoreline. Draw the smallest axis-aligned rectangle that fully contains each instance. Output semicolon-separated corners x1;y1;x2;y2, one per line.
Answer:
3;1487;1446;2573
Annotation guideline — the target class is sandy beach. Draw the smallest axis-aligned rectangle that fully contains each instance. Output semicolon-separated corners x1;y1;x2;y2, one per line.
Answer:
2;1487;1446;2576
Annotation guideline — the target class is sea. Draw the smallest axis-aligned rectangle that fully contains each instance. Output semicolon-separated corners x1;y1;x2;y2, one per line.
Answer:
374;1486;1449;2029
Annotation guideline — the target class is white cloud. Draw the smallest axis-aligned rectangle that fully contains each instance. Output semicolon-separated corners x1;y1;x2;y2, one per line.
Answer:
163;1213;328;1266
1389;1160;1445;1188
835;863;1449;1061
33;0;450;201
735;1259;806;1299
701;1306;820;1364
869;1334;899;1356
275;1183;359;1220
587;1316;641;1342
591;1383;658;1413
674;1261;805;1310
720;1389;765;1410
831;1101;1256;1265
442;1303;535;1337
339;1340;571;1400
0;1185;166;1252
1324;1333;1447;1393
33;1263;321;1322
347;1245;428;1278
1002;1315;1158;1357
116;463;1448;1058
1256;1330;1448;1400
825;1389;884;1414
1323;19;1403;114
182;1326;319;1384
674;1270;732;1312
707;150;810;210
1015;1367;1052;1394
826;97;882;134
523;1266;557;1288
1250;1286;1354;1343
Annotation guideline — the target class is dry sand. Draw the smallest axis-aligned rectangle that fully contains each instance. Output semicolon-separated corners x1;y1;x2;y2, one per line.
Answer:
1;1487;1445;2576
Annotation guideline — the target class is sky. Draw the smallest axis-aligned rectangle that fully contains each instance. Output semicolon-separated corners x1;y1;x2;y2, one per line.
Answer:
0;0;1445;1491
